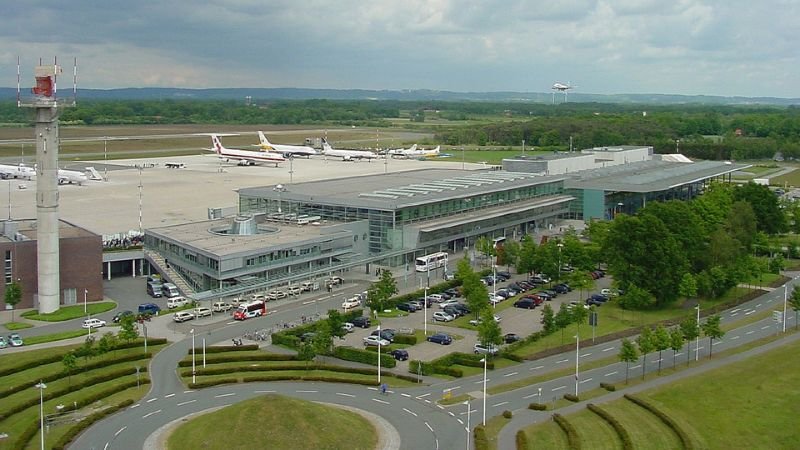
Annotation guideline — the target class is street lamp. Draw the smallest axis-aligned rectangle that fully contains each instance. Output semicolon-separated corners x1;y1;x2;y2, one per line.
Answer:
377;325;382;384
464;400;471;450
695;305;700;361
83;288;88;314
35;380;46;450
492;259;497;309
481;356;488;425
557;243;564;282
575;333;580;397
273;184;286;214
191;329;196;385
424;287;428;337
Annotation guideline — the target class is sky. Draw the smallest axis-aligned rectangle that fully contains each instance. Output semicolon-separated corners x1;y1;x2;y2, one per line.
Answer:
1;1;798;98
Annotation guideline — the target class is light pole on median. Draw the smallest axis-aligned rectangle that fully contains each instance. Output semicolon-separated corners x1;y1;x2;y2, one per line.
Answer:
695;305;700;361
191;329;196;385
464;400;471;450
35;380;46;450
557;243;563;282
492;259;497;309
377;325;382;385
424;287;428;337
575;333;580;397
83;288;88;314
481;356;488;425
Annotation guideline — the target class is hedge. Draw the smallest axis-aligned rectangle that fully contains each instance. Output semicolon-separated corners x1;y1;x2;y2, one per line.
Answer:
516;430;529;449
177;352;297;367
474;424;489;450
333;346;396;368
587;403;633;450
408;360;463;378
564;393;580;403
528;402;547;411
181;362;383;377
600;382;616;392
189;377;239;389
624;394;694;450
553;413;581;450
51;399;136;450
392;334;417;345
187;344;259;354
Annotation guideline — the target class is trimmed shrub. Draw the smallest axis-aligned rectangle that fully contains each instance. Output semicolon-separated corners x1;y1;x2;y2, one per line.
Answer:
564;393;580;403
177;352;297;367
588;403;633;450
474;424;489;450
624;394;694;450
189;377;239;389
516;430;529;449
188;344;259;354
528;402;547;411
51;399;136;450
333;346;396;368
600;382;616;392
392;334;417;345
270;332;301;348
553;413;581;450
502;410;513;419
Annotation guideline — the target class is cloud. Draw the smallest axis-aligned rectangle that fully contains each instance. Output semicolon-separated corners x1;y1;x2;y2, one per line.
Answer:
0;0;797;97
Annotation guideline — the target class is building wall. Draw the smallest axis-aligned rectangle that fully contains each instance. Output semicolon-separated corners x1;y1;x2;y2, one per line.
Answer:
0;234;103;310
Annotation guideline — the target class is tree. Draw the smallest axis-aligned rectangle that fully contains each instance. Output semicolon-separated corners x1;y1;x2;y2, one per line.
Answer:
326;310;347;341
516;235;537;275
791;286;800;331
118;314;139;343
298;342;316;369
502;240;520;270
540;303;556;335
636;327;655;379
568;272;593;303
79;335;96;363
618;339;639;384
3;281;21;322
678;273;698;301
312;321;333;356
652;325;671;374
733;181;787;235
725;200;757;252
477;308;503;351
554;303;572;344
475;236;495;267
97;332;114;357
62;352;78;386
702;315;724;358
571;304;589;336
669;328;685;369
680;316;700;365
366;270;398;313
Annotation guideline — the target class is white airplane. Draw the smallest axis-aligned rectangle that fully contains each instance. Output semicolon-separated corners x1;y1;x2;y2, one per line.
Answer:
255;131;317;158
389;145;441;159
386;144;418;158
0;163;35;180
321;139;379;161
208;134;285;167
552;82;576;103
58;168;88;186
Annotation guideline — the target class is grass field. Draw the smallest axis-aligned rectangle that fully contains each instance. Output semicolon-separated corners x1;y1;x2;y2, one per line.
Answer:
518;339;800;449
770;168;800;187
21;301;117;322
167;394;377;450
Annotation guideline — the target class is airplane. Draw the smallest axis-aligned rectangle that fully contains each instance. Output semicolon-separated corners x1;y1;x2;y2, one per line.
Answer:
551;82;576;103
320;139;379;161
386;144;418;158
208;134;285;167
0;163;35;180
58;168;88;186
255;131;317;158
391;145;441;159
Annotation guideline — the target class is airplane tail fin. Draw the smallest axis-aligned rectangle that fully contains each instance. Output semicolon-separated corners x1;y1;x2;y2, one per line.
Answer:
322;139;333;152
409;144;417;152
257;131;274;149
432;146;440;153
210;134;224;155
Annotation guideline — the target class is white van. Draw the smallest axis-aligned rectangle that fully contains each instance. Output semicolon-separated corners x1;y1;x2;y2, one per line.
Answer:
162;283;180;298
167;296;190;309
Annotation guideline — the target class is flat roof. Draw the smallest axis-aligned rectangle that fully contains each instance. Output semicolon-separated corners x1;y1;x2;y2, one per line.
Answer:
563;160;751;193
147;216;350;258
0;219;97;243
239;169;566;210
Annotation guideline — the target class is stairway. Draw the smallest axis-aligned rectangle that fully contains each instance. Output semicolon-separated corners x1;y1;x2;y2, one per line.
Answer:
144;249;195;297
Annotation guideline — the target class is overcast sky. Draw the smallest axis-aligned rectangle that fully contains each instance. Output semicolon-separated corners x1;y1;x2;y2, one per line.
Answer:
2;1;797;98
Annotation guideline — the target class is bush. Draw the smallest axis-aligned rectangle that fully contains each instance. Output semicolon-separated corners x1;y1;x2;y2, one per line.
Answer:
333;346;396;368
189;377;239;389
392;334;417;345
516;430;529;449
553;413;581;450
564;393;580;402
588;403;633;450
177;352;297;367
474;424;489;450
502;410;513;419
600;382;616;392
624;394;693;450
187;344;259;354
528;402;547;411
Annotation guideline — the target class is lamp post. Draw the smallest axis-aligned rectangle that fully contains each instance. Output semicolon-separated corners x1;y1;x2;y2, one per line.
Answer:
557;243;563;282
575;333;580;397
84;288;88;314
481;356;488;425
103;136;108;181
274;184;286;214
492;259;497;309
424;287;428;337
538;387;542;402
35;380;46;450
695;305;700;361
377;325;382;385
464;400;471;450
191;329;196;385
522;139;525;155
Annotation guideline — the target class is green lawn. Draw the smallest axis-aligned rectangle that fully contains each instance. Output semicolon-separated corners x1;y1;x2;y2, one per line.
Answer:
3;322;33;330
571;409;621;450
601;399;682;450
21;301;117;322
24;330;91;346
520;420;568;449
168;394;377;450
770;169;800;187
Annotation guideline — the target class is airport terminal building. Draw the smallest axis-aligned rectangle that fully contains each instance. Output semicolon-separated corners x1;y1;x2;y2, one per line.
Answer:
145;147;748;300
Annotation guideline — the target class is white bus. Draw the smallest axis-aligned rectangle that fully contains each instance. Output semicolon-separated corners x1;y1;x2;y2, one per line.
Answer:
233;300;267;320
415;252;448;272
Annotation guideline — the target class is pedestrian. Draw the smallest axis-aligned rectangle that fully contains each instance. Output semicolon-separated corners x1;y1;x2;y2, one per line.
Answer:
380;383;387;395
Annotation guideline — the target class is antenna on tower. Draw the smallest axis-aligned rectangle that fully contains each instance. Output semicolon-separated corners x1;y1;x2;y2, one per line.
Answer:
16;56;20;107
73;57;78;102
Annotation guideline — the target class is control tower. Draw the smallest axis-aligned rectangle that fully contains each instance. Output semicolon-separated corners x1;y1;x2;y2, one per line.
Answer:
18;60;76;313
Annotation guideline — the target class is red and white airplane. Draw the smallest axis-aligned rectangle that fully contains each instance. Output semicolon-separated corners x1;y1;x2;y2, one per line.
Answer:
208;134;285;167
255;131;317;158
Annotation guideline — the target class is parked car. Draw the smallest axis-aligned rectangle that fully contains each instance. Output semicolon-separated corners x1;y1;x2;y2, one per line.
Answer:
363;335;390;347
432;311;455;322
351;317;371;328
518;281;534;290
370;329;396;342
112;310;134;323
397;302;418;313
444;271;456;281
600;288;621;297
8;333;23;347
341;298;361;310
536;291;553;301
173;311;195;323
426;333;452;345
300;332;317;343
553;284;570;294
473;343;499;356
146;282;163;298
506;285;523;296
514;298;537;309
325;276;344;286
541;289;558;298
496;270;512;280
212;301;233;313
481;276;495;286
488;294;504;305
522;295;545;306
300;281;318;292
342;322;355;333
138;303;161;316
438;299;459;309
444;288;460;297
81;318;107;329
194;307;212;318
504;333;521;344
390;349;409;361
427;293;445;303
167;296;190;309
451;303;471;315
409;299;430;310
469;315;502;326
443;305;464;318
529;275;550;284
0;336;7;349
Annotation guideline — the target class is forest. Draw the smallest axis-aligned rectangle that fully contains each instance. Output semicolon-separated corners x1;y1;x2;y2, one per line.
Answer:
1;99;799;160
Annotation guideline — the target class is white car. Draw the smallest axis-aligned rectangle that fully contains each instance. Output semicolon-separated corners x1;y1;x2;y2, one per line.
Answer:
488;294;504;304
81;318;106;329
342;298;361;310
427;293;445;303
438;299;459;309
432;311;455;322
600;288;620;297
473;343;499;356
287;286;302;296
167;296;190;309
212;301;233;312
173;311;195;323
342;322;355;333
469;315;502;326
363;335;390;347
194;307;212;318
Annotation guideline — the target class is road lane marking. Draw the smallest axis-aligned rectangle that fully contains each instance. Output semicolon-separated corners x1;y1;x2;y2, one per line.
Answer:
296;390;318;393
457;418;463;425
142;409;161;419
602;347;614;352
552;385;566;392
746;310;755;315
504;372;518;377
460;409;478;415
336;393;355;398
114;426;126;437
417;393;431;398
447;411;454;416
493;401;509;407
403;408;418;417
104;443;109;450
164;393;175;398
401;393;411;398
437;405;445;410
254;390;275;393
523;393;538;399
746;330;755;335
761;325;771;330
581;353;592;358
130;404;140;409
146;398;157;403
177;400;196;406
372;398;390;405
532;365;544;370
556;359;569;364
215;393;235;398
631;364;641;369
605;371;617;377
756;303;762;308
226;321;238;325
475;379;491;384
183;390;194;394
450;385;462;390
425;422;434;432
731;308;741;314
580;378;593;384
731;335;740;340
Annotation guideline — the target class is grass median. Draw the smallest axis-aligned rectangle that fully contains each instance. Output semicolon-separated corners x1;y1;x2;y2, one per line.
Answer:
21;301;117;322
